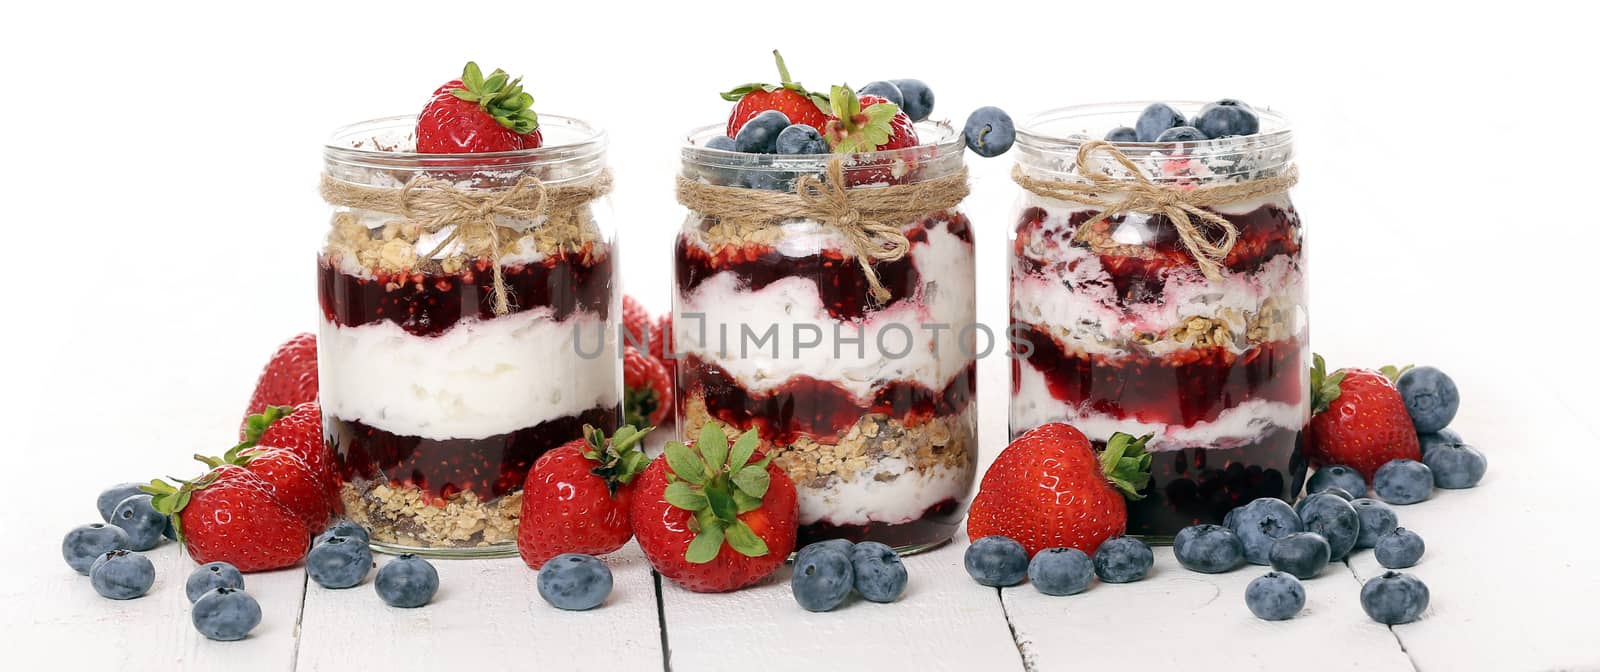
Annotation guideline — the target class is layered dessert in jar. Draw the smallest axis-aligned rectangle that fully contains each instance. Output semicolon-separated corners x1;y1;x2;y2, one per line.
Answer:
318;71;619;555
1008;101;1308;538
672;66;977;551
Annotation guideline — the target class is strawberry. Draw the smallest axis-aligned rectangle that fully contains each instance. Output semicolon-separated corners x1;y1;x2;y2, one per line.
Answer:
650;314;675;378
624;346;673;428
622;294;653;351
242;403;340;510
823;86;919;154
145;466;312;572
240;333;317;436
416;62;542;154
1307;354;1422;480
631;422;798;592
517;425;652;569
966;425;1151;558
721;50;830;137
195;443;332;532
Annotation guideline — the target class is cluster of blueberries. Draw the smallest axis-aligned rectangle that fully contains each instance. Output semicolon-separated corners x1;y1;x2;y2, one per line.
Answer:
1107;99;1264;144
61;484;175;603
307;521;439;610
789;539;910;612
961;367;1484;625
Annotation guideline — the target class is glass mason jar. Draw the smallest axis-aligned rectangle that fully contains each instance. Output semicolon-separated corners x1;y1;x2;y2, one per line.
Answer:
672;122;977;553
318;115;620;556
1008;103;1309;538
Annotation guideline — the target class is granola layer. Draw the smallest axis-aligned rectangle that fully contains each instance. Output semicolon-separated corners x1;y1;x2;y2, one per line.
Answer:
340;480;521;549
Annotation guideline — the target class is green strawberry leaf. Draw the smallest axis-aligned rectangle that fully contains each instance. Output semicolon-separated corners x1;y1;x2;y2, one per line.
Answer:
1379;364;1414;385
240;405;293;448
1309;353;1347;415
664;442;708;485
733;490;762;514
701;431;729;474
663;481;708;512
732;465;769;499
706;486;737;522
462;61;485;91
728;431;759;472
723;519;769;558
1099;432;1154;501
685;522;725;564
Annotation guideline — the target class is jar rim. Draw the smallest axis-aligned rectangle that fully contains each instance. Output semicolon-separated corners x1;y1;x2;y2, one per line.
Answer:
323;114;607;171
1017;101;1292;153
680;120;962;170
1015;102;1294;181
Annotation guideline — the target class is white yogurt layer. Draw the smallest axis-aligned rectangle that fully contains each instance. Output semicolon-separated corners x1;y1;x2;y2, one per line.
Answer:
319;309;619;441
1009;359;1307;452
798;461;973;527
674;220;975;402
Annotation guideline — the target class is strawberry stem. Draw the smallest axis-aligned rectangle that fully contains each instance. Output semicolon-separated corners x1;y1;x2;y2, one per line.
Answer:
772;50;793;86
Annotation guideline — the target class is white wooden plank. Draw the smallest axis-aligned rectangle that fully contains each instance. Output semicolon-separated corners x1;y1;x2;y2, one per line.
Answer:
295;542;663;671
658;538;1023;672
1003;547;1411;671
10;540;306;670
1344;384;1600;671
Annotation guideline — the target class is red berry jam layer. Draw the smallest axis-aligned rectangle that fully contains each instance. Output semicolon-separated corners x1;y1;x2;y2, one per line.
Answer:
1013;327;1304;427
328;405;618;503
1121;426;1308;537
796;498;965;549
679;354;976;446
675;211;971;322
318;246;613;337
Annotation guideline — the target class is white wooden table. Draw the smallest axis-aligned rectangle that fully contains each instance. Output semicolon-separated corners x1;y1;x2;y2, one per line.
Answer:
10;345;1600;672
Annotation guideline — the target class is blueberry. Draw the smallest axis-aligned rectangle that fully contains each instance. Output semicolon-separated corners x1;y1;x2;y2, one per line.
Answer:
1245;571;1305;620
792;548;853;612
306;536;373;589
1134;103;1187;142
889;79;934;122
89;549;155;600
1227;498;1304;565
1419;428;1465;459
110;494;166;552
1269;532;1331;580
1375;528;1426;569
1193;99;1261;138
186;562;245;603
849;541;907;603
963;106;1016;158
797;538;855;566
1396;366;1460;433
734;110;791;153
704;135;737;152
537;553;613;611
1173;524;1244;574
964;536;1028;587
1155;126;1208;143
1308;465;1367;498
1297;493;1360;561
1028;547;1094;596
315;520;371;547
1351;498;1399;549
62;523;129;574
858;81;904;108
1424;442;1487;489
1374;459;1433;505
776;124;827;155
192;587;262;641
1093;536;1154;583
1361;571;1429;624
1104;126;1139;143
96;483;145;522
375;554;438;608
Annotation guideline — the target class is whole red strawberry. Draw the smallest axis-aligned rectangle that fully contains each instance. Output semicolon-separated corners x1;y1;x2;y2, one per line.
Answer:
624;346;673;427
417;62;543;154
631;423;798;593
240;333;317;435
196;443;333;532
722;50;830;137
622;294;653;350
146;466;312;572
244;403;340;509
1307;354;1422;480
966;425;1150;558
518;425;652;569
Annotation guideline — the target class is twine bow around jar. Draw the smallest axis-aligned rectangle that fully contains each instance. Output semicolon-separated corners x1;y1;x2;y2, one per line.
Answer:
319;170;612;314
1011;139;1298;281
674;158;969;303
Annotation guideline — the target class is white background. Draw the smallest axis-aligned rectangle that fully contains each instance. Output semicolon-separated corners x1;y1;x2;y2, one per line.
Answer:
3;1;1598;669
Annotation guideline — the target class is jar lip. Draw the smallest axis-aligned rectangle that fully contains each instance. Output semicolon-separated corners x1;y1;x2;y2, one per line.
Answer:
681;120;962;169
323;114;607;170
1017;101;1292;153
